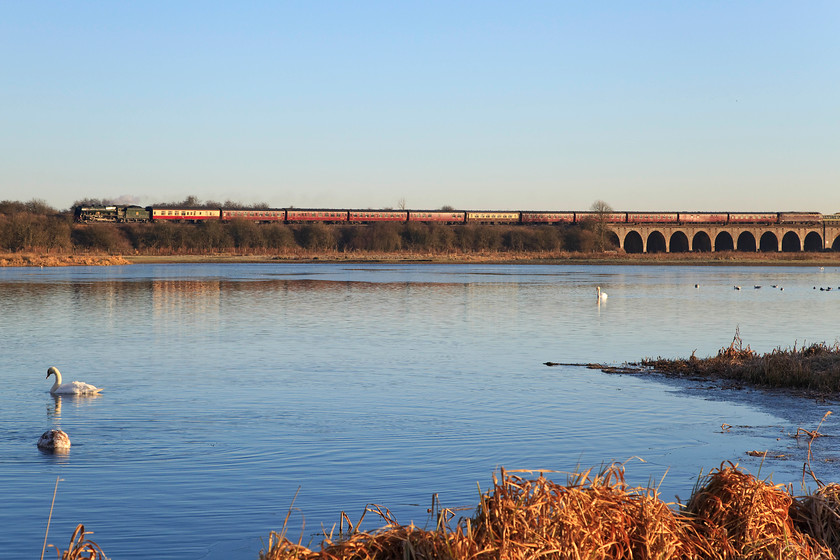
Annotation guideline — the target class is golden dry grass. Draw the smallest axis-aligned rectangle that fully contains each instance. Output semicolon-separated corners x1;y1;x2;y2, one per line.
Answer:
258;463;840;560
469;466;706;560
686;463;832;559
793;483;840;558
0;253;130;267
641;329;840;393
45;464;840;559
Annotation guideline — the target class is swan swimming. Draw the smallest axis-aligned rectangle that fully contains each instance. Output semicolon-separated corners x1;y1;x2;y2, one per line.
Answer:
46;366;103;395
37;429;71;450
596;286;608;301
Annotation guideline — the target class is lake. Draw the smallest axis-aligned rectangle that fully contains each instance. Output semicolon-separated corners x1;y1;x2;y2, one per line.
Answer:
1;262;838;559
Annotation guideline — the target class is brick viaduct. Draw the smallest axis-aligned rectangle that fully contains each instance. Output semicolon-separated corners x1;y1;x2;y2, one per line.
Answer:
609;223;840;254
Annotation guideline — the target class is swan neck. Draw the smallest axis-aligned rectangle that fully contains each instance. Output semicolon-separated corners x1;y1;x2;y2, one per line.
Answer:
49;370;62;392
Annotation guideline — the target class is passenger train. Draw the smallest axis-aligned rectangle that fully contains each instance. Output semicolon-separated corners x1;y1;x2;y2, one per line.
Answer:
74;206;830;226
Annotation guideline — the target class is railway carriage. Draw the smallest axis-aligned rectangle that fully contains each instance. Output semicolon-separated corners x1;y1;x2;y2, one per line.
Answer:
520;211;575;224
727;213;778;224
151;207;221;222
626;212;679;223
349;210;408;223
407;211;466;223
778;212;822;224
221;209;286;222
574;212;628;223
678;212;728;223
465;211;520;224
285;209;349;223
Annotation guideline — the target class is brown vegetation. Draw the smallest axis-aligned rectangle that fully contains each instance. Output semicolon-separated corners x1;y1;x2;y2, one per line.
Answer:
255;463;840;560
50;462;840;559
47;524;105;560
641;330;840;393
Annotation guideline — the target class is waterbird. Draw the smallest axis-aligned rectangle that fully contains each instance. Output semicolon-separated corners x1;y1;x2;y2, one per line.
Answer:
46;366;103;395
37;429;70;451
596;286;608;301
734;286;741;290
754;285;761;289
694;284;699;288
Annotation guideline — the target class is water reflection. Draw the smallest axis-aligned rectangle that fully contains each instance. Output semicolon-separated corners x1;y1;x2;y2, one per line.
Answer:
37;441;70;457
46;393;102;423
47;393;62;422
1;263;840;560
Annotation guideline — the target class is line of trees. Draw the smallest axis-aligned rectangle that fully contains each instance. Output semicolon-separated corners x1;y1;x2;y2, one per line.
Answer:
0;198;618;254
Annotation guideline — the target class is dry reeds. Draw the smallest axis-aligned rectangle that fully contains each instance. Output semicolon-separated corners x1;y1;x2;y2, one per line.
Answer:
48;524;106;560
49;463;840;559
469;465;705;560
641;329;840;393
794;483;840;558
686;463;832;559
260;463;840;560
260;522;477;560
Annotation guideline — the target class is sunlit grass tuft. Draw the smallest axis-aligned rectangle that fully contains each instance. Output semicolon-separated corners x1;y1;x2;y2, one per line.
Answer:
641;328;840;392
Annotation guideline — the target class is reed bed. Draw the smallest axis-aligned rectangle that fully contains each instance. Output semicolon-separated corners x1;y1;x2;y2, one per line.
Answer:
641;330;840;393
258;463;839;560
46;462;840;559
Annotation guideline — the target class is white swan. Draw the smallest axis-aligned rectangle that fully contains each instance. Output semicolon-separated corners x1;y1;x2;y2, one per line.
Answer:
46;367;103;395
37;429;71;450
596;286;608;301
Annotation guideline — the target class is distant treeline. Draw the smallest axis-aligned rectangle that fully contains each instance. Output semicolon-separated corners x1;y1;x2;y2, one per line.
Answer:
0;198;612;254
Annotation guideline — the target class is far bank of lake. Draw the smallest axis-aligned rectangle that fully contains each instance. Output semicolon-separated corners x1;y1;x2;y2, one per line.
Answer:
5;250;840;267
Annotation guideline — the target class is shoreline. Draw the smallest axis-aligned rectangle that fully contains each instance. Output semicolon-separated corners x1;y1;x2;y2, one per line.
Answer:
131;252;840;266
4;251;840;267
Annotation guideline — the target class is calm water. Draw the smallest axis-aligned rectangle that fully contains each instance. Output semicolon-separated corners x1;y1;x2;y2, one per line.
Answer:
1;263;839;559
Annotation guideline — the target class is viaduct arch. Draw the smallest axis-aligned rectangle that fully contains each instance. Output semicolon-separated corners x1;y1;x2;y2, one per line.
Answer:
610;223;840;254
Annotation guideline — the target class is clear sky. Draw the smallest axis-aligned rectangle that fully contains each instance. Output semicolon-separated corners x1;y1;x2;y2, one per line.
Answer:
1;2;838;213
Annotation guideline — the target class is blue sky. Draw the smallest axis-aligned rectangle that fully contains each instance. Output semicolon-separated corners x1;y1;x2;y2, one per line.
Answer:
1;2;838;212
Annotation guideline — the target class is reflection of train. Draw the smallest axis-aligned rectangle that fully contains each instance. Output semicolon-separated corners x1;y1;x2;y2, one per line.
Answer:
74;206;828;226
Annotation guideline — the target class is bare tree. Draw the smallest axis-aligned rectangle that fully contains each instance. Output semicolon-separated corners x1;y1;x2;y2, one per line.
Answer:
397;197;407;210
590;199;614;252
